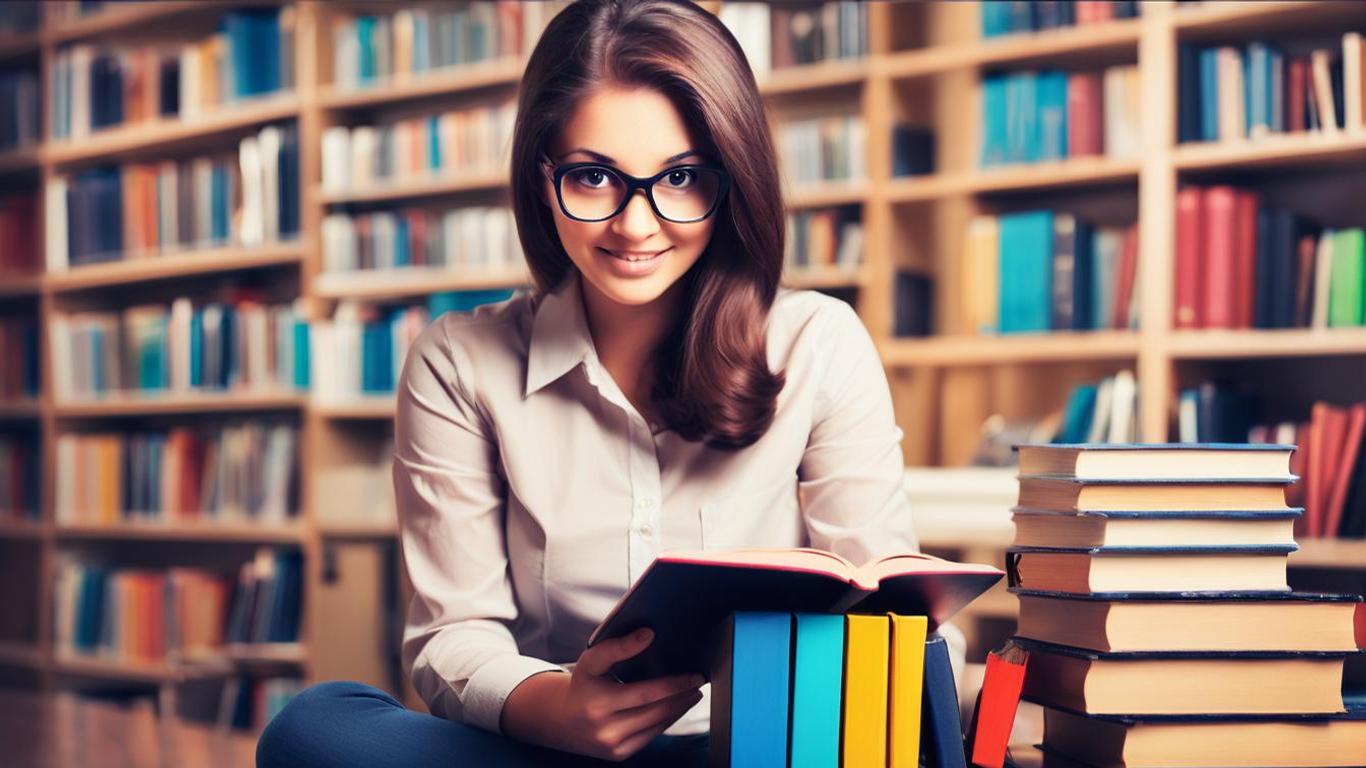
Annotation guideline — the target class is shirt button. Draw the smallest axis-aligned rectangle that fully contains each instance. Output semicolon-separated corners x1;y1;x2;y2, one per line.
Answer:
637;523;654;537
636;497;657;511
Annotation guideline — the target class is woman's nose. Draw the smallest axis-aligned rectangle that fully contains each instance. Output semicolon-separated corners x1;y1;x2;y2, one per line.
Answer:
611;188;661;239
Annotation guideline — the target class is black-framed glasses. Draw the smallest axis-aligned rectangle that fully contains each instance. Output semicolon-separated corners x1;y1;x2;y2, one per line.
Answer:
542;159;730;223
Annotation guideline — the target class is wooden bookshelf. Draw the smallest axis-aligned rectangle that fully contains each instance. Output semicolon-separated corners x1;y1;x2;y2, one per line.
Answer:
0;518;46;539
51;392;307;418
1172;131;1366;171
885;156;1141;202
0;641;45;669
50;653;234;684
313;266;531;301
880;331;1141;367
880;15;1141;80
46;242;306;293
316;172;509;205
312;397;396;421
0;399;41;418
0;146;40;175
54;522;305;544
0;273;45;298
318;58;525;111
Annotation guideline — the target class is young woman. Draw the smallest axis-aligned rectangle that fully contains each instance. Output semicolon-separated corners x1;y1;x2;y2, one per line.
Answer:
258;1;932;765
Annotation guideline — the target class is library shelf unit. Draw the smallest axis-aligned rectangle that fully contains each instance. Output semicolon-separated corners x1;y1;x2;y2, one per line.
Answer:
3;0;1365;727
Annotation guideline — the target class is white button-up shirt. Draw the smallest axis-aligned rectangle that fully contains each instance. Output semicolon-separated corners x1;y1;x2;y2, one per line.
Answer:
393;272;918;736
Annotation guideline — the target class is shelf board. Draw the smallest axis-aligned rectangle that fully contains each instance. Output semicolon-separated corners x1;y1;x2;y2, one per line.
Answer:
887;156;1140;202
1172;0;1366;36
1168;328;1366;360
55;521;304;544
46;241;305;293
320;58;524;110
318;521;398;539
882;17;1141;80
313;398;397;421
53;392;307;418
0;146;39;175
1289;538;1366;569
220;643;307;666
0;31;39;60
51;653;233;684
1173;131;1366;172
0;641;44;669
45;95;299;167
0;518;45;539
881;331;1142;367
0;399;41;419
313;266;530;301
786;180;869;208
757;59;868;96
44;1;207;44
782;265;869;290
317;172;508;205
0;272;43;298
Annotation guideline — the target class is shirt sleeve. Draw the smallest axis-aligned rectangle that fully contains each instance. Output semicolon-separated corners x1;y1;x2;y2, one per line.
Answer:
798;300;919;566
393;318;563;733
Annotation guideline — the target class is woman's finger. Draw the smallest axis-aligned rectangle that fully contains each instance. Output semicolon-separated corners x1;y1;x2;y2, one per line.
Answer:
604;687;704;748
607;690;704;761
576;628;654;678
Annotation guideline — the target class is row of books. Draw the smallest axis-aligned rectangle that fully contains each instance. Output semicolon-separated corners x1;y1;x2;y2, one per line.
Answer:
778;115;866;186
718;2;868;75
0;0;37;35
0;194;38;275
319;101;516;193
0;436;38;521
783;208;863;272
46;124;300;269
962;212;1139;334
711;613;959;767
321;207;523;275
0;69;39;152
1007;443;1365;767
55;423;299;526
1178;34;1366;144
50;296;310;400
310;291;513;402
0;315;39;400
329;3;564;90
981;65;1140;167
1245;401;1366;541
53;547;303;662
981;1;1141;39
1056;369;1139;445
1176;186;1366;330
50;7;294;140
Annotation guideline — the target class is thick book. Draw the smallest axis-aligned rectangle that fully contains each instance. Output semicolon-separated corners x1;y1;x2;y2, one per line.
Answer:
921;633;967;768
709;613;790;768
1016;476;1293;514
587;549;1002;682
1014;590;1364;653
1007;545;1293;594
1014;442;1295;481
1010;507;1301;549
1017;638;1352;716
1041;705;1366;767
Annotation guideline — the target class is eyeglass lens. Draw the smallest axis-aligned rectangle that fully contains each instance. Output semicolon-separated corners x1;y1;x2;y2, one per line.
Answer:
559;166;722;222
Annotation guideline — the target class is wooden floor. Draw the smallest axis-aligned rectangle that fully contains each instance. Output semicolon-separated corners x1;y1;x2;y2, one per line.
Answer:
0;688;257;768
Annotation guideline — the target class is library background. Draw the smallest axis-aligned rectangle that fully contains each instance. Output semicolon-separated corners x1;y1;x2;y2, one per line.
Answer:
1;0;1365;762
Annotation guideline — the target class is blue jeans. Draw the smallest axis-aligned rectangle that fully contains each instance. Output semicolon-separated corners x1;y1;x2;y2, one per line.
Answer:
256;681;710;767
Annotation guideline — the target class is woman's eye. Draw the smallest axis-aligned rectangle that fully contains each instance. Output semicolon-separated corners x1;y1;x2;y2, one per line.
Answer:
571;169;611;188
664;169;695;187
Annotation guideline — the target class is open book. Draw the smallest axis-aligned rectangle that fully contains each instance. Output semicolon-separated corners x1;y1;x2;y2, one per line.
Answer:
586;548;1003;683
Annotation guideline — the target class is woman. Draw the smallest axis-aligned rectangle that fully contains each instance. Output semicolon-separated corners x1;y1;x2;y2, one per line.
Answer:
258;1;924;765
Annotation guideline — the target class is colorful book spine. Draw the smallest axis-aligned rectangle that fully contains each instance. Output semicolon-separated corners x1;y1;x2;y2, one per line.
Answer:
842;614;891;767
981;64;1139;168
783;208;864;271
777;115;866;185
789;613;844;768
321;206;523;274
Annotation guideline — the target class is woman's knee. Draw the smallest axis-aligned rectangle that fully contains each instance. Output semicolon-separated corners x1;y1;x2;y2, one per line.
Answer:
257;681;397;767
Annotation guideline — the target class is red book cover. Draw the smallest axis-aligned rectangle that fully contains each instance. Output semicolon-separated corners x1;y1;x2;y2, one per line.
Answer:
1067;73;1103;157
1295;234;1318;327
1202;186;1238;329
1234;191;1259;328
969;643;1029;768
1324;404;1366;538
1112;225;1139;330
1308;403;1349;538
1289;57;1308;133
1175;187;1205;329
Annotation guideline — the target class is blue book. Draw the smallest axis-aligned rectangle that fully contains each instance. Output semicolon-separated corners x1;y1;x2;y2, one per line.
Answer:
711;612;791;768
789;614;843;768
220;306;237;389
1247;42;1270;135
412;11;430;71
1177;44;1201;143
1270;47;1285;133
189;309;203;388
981;2;1014;38
997;210;1054;333
395;216;411;267
1072;220;1095;330
357;16;377;83
1035;70;1069;162
1058;384;1099;444
1199;47;1220;141
981;75;1009;167
922;633;967;768
90;327;106;393
210;164;228;242
293;319;310;389
427;115;441;170
1004;72;1038;164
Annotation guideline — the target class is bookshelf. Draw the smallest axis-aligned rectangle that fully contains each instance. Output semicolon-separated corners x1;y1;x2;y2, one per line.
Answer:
3;0;1365;734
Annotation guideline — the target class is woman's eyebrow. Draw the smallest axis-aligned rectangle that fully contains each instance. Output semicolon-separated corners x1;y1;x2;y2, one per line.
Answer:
560;148;705;167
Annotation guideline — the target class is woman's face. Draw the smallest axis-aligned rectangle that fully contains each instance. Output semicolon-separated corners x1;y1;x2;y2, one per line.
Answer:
545;86;718;307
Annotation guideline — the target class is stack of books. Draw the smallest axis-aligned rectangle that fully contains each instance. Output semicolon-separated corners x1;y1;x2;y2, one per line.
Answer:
1008;442;1365;766
1175;186;1366;331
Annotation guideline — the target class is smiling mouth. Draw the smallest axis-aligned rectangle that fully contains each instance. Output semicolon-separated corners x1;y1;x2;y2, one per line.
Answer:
600;247;671;262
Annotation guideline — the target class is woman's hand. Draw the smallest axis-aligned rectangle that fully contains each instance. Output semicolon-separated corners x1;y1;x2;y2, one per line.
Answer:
500;628;705;761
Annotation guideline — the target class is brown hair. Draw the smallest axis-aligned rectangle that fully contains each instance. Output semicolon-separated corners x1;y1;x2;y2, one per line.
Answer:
510;0;785;450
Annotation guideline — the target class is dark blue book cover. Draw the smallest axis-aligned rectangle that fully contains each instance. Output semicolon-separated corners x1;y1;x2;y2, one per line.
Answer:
923;633;967;768
1177;44;1201;142
1199;47;1220;141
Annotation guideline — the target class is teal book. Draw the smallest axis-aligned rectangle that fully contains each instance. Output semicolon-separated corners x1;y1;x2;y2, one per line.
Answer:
1329;228;1365;327
1005;72;1038;164
189;309;203;389
1035;70;1069;162
981;75;1009;167
998;210;1054;333
356;16;376;82
293;319;310;390
710;612;791;768
789;613;843;768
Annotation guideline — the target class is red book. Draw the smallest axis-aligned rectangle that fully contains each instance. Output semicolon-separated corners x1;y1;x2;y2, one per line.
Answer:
969;643;1029;768
1234;191;1259;328
1289;57;1308;133
1202;186;1238;329
1324;404;1366;538
1175;187;1205;329
1112;225;1139;330
1295;234;1318;327
1308;404;1350;538
1067;73;1103;157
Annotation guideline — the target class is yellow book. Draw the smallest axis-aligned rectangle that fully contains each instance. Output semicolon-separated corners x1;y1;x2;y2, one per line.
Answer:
843;614;890;767
964;215;999;334
888;614;928;767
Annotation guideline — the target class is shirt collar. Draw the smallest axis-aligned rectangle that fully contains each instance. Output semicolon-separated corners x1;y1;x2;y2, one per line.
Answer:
525;271;598;397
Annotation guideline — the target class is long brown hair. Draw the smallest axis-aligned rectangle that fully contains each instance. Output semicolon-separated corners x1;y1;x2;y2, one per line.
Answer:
510;0;786;450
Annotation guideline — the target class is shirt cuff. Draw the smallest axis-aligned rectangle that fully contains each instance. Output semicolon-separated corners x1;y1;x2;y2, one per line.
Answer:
463;654;568;734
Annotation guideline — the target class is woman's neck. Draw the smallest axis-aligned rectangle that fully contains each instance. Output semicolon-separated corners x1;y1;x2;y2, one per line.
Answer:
578;276;685;419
